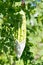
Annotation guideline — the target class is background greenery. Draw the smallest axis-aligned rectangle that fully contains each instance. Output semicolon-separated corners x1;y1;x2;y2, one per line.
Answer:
0;0;43;65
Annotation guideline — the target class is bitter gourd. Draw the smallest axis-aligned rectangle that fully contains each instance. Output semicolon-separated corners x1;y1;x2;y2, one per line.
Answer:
14;10;26;44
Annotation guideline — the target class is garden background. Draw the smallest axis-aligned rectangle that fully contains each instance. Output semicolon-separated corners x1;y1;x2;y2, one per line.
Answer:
0;0;43;65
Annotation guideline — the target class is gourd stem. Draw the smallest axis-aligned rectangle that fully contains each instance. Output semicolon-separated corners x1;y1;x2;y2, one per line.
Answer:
22;0;25;4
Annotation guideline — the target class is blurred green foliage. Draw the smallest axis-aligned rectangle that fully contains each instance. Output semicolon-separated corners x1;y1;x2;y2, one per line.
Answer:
0;0;43;65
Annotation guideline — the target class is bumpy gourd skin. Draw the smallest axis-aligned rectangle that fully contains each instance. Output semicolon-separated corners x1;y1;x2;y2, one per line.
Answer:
14;10;26;58
14;10;26;43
